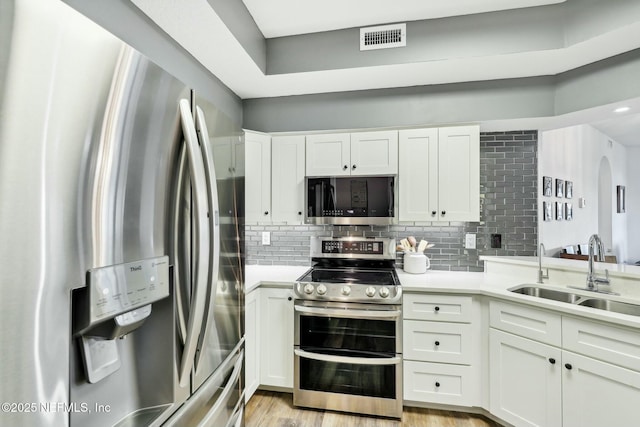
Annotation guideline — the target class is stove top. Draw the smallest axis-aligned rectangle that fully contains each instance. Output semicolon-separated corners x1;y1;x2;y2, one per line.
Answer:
295;236;401;304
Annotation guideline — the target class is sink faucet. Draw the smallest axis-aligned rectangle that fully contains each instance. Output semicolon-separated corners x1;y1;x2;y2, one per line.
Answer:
586;234;610;291
537;243;549;284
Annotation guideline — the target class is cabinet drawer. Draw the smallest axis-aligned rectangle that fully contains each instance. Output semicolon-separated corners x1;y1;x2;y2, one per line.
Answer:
403;360;478;407
403;293;473;323
563;316;640;372
490;300;561;346
403;320;472;365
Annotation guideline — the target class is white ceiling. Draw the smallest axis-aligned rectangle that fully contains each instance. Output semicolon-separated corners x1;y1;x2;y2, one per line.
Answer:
131;0;640;145
242;0;566;38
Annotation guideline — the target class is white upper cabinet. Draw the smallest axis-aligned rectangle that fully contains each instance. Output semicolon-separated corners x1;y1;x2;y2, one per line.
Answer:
244;130;271;223
399;126;479;222
305;133;351;176
306;131;398;176
271;135;305;224
349;131;398;175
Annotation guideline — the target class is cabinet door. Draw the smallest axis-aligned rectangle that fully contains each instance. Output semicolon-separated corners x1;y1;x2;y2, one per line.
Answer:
437;126;480;222
562;350;640;427
245;131;271;223
398;129;438;221
244;289;260;403
489;329;562;427
350;130;398;175
271;136;305;224
305;133;350;176
259;287;294;388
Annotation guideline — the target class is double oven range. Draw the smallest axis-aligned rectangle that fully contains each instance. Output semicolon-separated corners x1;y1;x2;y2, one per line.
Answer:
293;236;402;418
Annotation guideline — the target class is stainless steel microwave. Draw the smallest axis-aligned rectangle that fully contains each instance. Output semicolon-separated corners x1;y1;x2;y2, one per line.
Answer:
305;176;396;225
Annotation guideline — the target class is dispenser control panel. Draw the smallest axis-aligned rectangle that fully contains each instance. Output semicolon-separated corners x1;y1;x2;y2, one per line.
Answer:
88;256;170;324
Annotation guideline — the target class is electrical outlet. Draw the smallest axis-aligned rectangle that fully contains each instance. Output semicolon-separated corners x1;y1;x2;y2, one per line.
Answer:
262;231;271;245
464;233;476;249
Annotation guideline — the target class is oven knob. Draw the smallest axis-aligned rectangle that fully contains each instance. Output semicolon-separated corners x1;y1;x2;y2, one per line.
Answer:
341;286;351;296
379;287;390;298
365;286;376;298
303;284;315;295
316;284;328;295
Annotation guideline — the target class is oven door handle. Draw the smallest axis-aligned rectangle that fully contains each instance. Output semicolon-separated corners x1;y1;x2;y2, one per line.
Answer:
294;349;401;366
294;305;401;320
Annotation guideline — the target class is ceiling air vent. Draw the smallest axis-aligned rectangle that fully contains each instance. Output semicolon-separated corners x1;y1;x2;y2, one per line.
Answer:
360;23;406;51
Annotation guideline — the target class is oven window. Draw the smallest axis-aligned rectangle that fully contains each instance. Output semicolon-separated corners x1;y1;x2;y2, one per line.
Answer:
300;316;396;355
299;357;396;399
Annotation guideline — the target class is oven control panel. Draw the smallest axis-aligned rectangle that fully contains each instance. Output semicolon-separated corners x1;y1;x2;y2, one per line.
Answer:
321;240;383;255
310;237;395;260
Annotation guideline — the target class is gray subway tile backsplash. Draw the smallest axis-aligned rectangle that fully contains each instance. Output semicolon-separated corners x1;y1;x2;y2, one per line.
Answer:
245;131;538;271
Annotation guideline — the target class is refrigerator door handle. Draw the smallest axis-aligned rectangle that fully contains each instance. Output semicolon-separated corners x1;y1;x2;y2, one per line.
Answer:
173;144;189;344
177;98;211;387
196;349;244;427
193;105;221;370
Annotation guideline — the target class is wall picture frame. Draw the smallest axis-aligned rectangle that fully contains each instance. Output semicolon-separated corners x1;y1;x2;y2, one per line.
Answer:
543;201;553;221
617;185;626;213
543;176;553;197
556;179;564;198
565;181;573;199
556;201;564;220
565;202;573;221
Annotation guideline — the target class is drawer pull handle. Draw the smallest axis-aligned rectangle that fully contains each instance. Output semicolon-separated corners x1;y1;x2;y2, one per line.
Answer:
549;358;556;365
435;382;441;388
434;341;440;347
434;306;440;312
565;363;573;370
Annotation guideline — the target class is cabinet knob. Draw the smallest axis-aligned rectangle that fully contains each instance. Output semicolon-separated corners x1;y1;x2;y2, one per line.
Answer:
343;165;348;170
431;211;437;216
352;164;357;170
441;210;446;216
287;296;292;301
565;363;573;370
435;382;441;388
434;306;440;312
264;211;269;215
434;341;440;347
298;211;302;215
549;358;556;365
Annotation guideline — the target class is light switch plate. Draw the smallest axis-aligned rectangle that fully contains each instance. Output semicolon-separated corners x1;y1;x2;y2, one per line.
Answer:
262;231;271;245
465;233;476;249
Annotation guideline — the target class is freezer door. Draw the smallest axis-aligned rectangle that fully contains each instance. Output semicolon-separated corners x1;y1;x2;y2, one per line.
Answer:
164;346;245;427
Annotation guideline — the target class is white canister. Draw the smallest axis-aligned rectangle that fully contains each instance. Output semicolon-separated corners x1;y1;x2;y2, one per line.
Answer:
403;253;431;274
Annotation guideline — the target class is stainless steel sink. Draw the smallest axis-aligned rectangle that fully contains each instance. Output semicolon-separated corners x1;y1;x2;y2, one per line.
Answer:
509;285;583;303
577;298;640;316
509;284;640;317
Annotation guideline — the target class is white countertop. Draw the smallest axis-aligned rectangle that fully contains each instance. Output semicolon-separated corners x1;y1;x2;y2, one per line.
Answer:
245;261;640;329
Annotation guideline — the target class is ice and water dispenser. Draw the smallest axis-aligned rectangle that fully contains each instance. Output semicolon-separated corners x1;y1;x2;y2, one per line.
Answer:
71;256;175;426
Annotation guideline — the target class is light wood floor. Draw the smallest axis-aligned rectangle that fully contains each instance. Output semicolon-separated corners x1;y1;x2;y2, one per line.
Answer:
245;391;501;427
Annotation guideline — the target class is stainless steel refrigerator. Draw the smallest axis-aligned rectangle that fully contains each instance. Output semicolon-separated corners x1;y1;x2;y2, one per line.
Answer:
0;1;245;426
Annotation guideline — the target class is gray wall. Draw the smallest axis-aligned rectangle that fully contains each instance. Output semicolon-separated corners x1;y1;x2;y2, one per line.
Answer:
62;0;243;124
246;131;538;271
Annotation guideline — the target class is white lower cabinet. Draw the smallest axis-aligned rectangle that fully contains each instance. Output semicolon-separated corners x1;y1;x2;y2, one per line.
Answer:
562;350;640;427
490;299;640;427
403;293;480;407
489;329;562;427
259;287;294;389
244;288;260;402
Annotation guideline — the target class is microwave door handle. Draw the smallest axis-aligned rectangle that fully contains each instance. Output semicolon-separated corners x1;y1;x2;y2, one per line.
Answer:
177;99;211;387
172;144;189;344
193;105;221;370
294;304;401;320
294;349;401;366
